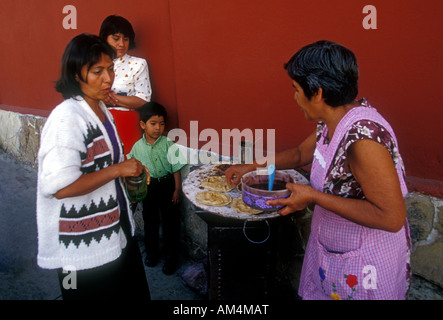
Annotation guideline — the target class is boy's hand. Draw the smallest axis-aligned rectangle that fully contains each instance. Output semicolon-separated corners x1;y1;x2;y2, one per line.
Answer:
172;189;181;205
144;166;151;185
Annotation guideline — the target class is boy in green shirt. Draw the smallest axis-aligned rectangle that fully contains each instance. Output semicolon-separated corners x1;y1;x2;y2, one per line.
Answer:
128;102;186;275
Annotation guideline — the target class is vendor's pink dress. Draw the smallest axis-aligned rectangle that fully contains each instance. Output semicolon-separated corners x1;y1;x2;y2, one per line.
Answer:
298;99;411;300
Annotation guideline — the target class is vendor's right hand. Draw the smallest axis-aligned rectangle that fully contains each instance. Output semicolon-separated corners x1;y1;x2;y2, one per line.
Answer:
267;183;314;216
118;158;144;177
225;164;255;186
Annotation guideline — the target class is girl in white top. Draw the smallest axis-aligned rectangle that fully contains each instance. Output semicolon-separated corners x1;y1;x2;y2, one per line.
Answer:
100;15;152;154
112;53;151;108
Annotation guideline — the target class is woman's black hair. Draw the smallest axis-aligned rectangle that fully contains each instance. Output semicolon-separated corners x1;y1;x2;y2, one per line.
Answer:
55;33;115;99
99;15;136;50
284;40;359;107
139;101;167;123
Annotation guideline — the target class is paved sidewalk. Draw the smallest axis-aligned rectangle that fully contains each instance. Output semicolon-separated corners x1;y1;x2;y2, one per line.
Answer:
0;149;201;300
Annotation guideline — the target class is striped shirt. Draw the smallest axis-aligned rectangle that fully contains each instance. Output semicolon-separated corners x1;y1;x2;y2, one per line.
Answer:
127;135;186;178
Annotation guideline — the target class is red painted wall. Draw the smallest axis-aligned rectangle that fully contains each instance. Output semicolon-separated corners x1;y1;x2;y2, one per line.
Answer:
0;0;177;125
1;0;442;185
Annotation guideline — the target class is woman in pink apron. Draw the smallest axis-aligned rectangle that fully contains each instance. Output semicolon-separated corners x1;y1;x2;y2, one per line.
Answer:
226;40;411;300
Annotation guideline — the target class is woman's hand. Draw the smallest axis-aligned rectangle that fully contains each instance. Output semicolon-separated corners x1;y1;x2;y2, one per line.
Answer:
104;93;146;109
267;183;315;216
103;91;119;106
225;163;257;185
117;158;144;177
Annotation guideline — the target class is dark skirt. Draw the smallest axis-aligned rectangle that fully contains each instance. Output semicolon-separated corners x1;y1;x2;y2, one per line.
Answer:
57;210;150;300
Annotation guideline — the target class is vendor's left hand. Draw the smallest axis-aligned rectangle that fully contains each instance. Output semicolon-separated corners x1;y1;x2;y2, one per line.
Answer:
267;183;314;216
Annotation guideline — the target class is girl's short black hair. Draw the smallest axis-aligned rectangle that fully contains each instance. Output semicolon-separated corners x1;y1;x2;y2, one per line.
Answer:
55;33;115;99
99;15;136;50
285;40;359;107
139;101;167;123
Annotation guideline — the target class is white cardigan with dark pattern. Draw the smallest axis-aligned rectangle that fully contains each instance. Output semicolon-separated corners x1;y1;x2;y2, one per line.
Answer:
36;96;134;271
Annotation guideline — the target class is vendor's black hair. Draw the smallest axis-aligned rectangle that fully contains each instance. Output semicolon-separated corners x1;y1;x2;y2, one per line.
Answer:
55;33;115;99
284;40;359;107
99;15;136;50
139;101;168;123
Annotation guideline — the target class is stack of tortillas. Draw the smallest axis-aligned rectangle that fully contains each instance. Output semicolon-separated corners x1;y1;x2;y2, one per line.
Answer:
230;197;262;215
195;169;262;215
196;176;234;206
195;190;232;207
200;176;235;192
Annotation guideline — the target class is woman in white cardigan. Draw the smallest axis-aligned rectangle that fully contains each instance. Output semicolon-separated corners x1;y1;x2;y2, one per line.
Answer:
37;33;150;300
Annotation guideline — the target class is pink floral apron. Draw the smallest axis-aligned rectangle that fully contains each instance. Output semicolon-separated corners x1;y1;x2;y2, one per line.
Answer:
298;100;411;300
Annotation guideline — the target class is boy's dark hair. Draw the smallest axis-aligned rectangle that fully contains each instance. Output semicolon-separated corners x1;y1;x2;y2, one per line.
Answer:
139;101;167;123
99;15;136;50
284;40;359;107
55;33;115;99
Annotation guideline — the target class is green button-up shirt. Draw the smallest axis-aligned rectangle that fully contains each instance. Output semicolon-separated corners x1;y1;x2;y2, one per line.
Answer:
127;135;187;178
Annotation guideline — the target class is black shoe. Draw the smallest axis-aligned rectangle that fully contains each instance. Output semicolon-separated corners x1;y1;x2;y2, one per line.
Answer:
162;257;178;275
144;254;159;267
